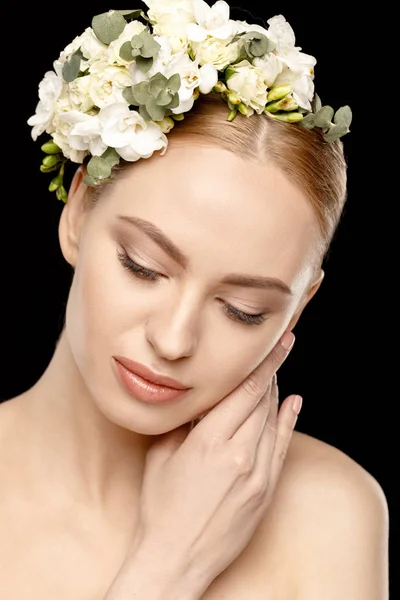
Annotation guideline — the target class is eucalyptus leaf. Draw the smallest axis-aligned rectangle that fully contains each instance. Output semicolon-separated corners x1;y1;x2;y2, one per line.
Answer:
146;98;166;121
167;94;180;110
140;29;161;58
139;104;152;121
312;93;322;113
130;34;144;52
314;105;334;128
148;72;168;97
131;81;150;105
92;11;126;45
136;55;153;72
62;49;83;83
123;86;136;105
334;105;352;128
298;113;316;129
116;9;144;20
83;175;97;186
87;156;112;180
167;73;181;93
157;90;173;106
101;147;120;168
120;41;135;62
323;123;349;142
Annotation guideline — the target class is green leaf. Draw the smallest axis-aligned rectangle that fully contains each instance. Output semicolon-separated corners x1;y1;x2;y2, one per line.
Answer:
56;185;68;202
323;123;349;142
167;93;180;110
92;11;127;45
139;29;161;58
167;73;181;93
116;9;144;20
120;41;135;62
139;104;152;121
83;175;97;186
314;105;334;128
244;31;275;54
334;105;352;128
130;34;144;52
87;156;112;180
157;90;173;106
101;147;120;168
136;55;153;72
145;98;166;121
312;93;322;113
148;72;168;97
123;86;136;105
131;80;150;105
298;113;316;129
62;49;83;83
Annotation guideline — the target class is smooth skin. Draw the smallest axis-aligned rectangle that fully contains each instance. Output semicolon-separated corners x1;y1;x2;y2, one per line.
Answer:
0;141;389;599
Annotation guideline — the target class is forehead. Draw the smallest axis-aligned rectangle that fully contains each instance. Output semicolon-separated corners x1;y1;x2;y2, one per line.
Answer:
96;143;320;293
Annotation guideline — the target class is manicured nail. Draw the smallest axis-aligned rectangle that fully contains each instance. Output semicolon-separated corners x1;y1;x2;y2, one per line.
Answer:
280;330;295;351
292;395;303;415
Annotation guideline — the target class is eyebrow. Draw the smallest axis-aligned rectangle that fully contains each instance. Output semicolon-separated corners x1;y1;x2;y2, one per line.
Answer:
117;215;293;296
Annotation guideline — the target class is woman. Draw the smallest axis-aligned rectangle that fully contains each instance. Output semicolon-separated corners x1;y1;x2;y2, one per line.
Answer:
0;3;388;599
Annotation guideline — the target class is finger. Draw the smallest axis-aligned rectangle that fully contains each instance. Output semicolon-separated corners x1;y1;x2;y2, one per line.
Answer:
263;394;301;496
196;331;295;441
229;378;273;451
246;376;279;488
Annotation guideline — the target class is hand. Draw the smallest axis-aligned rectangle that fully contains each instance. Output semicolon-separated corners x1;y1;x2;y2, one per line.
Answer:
112;331;301;596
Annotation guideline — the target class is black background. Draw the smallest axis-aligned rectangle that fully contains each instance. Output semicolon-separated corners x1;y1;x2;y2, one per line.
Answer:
2;3;396;594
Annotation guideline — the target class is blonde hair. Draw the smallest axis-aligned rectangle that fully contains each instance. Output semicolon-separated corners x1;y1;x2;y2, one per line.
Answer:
94;92;348;260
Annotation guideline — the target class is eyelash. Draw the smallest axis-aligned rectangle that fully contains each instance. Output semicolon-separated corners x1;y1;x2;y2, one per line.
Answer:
116;250;267;326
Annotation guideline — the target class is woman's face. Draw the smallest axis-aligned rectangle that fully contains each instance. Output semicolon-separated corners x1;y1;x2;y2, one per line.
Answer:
61;142;322;433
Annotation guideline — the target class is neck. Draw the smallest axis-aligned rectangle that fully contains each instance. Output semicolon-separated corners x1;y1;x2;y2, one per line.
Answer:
14;330;156;514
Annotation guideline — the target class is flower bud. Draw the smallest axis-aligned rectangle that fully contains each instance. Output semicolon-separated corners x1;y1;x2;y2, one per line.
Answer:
269;112;304;123
156;116;175;133
226;92;241;105
267;84;292;102
193;88;200;101
213;81;227;94
172;113;185;121
227;108;237;121
56;185;68;203
265;96;298;113
48;174;63;192
238;103;248;116
42;154;60;168
41;141;62;154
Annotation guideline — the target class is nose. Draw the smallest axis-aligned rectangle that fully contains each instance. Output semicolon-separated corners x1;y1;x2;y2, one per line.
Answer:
145;292;199;361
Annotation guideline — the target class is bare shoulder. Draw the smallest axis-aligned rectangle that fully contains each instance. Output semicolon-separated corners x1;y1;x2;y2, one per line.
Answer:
260;431;389;599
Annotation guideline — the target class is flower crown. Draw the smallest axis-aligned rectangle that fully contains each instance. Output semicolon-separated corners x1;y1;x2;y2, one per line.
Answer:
28;1;352;202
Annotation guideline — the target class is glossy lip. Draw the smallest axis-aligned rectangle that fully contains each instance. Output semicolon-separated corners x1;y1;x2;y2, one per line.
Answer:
113;356;190;390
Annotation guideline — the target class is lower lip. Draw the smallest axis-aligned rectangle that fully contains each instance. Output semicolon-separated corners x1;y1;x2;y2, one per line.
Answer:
114;359;189;404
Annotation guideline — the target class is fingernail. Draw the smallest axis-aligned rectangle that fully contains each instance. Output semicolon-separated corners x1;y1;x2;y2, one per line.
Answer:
280;330;295;351
292;395;303;415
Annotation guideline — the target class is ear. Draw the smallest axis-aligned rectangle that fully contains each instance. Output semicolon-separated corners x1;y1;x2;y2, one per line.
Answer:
287;269;325;331
58;165;91;268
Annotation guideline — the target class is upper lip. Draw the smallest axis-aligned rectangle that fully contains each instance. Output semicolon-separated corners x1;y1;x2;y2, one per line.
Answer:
113;356;191;390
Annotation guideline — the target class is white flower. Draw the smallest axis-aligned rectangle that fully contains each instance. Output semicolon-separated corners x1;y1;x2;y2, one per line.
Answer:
107;20;147;65
27;71;64;140
88;62;133;108
187;0;235;42
144;0;195;52
59;111;107;156
130;35;174;85
53;27;107;75
253;53;283;88
163;53;217;113
68;75;95;112
273;50;316;110
98;102;168;161
191;36;239;69
52;131;88;164
233;19;270;38
226;59;267;114
266;15;297;55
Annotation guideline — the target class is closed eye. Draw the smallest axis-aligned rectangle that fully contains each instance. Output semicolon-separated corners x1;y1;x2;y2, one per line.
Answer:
116;250;267;326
